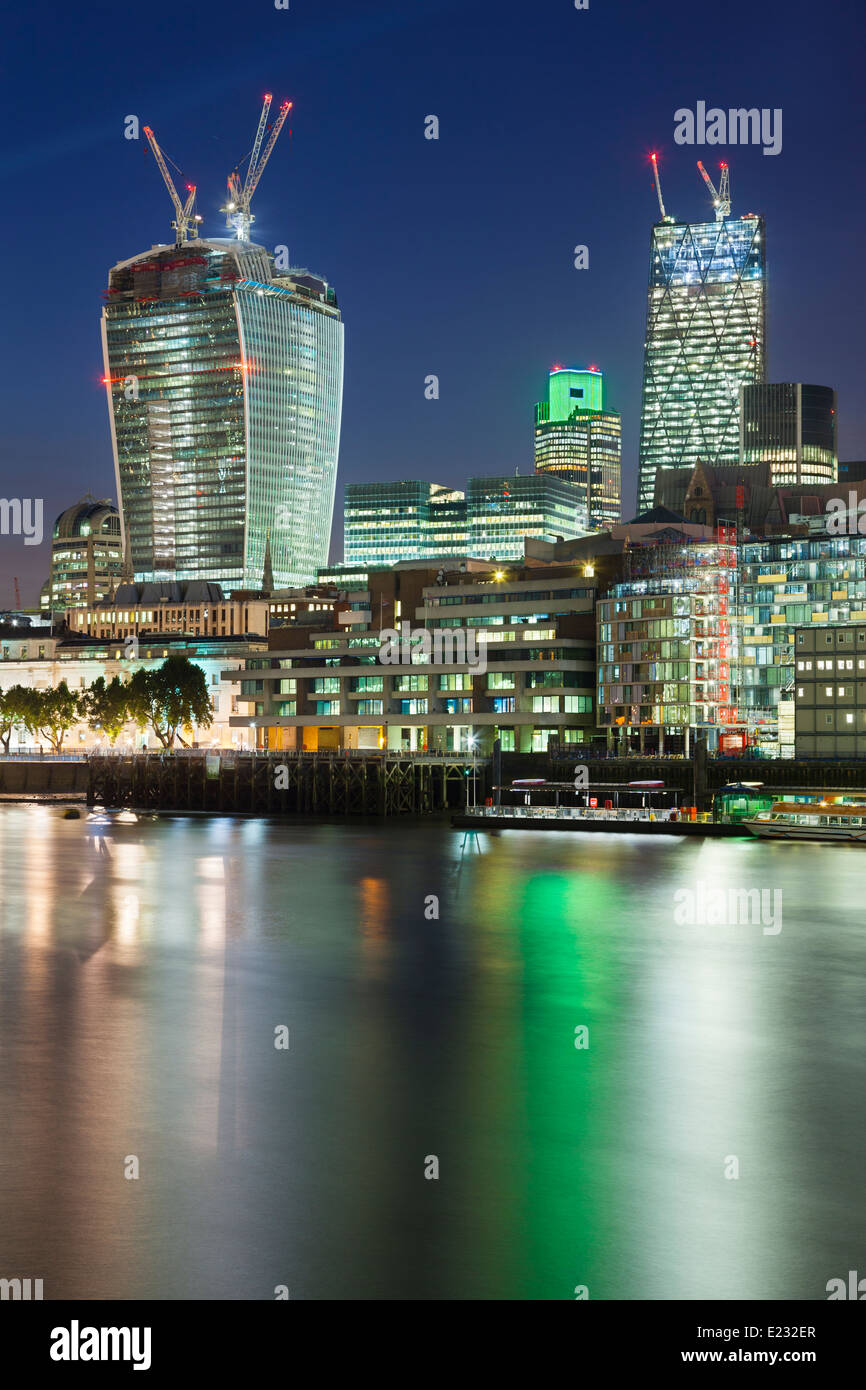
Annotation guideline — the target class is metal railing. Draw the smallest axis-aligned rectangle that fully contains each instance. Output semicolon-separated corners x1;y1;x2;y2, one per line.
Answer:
0;750;88;762
475;805;707;823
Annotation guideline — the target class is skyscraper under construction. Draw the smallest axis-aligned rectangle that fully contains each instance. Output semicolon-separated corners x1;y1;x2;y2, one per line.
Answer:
101;99;344;592
637;158;766;513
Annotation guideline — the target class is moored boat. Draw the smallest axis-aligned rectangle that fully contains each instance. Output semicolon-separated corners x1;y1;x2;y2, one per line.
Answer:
744;800;866;842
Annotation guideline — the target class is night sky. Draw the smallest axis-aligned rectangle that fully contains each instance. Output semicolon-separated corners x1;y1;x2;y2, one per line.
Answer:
3;0;864;605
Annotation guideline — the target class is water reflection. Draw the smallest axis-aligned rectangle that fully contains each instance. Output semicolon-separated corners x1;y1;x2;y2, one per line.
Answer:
0;807;863;1299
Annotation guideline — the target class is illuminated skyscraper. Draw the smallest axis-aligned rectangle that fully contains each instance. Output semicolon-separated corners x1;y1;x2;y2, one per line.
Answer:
534;368;621;528
638;210;766;512
102;241;343;592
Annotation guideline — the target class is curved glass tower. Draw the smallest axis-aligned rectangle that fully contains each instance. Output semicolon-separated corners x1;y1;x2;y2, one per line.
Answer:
101;239;343;591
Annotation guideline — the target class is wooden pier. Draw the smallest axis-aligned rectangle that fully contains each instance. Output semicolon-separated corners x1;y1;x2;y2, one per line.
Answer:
86;751;481;817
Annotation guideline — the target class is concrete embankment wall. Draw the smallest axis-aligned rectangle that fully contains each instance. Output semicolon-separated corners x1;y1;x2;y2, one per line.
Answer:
0;760;89;797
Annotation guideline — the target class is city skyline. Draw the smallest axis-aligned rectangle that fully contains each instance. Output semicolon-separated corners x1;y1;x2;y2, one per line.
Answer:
4;0;866;1331
4;0;865;606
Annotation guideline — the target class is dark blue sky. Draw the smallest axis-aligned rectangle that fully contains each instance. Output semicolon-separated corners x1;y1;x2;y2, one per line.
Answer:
3;0;864;604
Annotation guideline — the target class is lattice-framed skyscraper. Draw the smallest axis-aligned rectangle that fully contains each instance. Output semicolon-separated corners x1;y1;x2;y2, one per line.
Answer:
638;206;766;513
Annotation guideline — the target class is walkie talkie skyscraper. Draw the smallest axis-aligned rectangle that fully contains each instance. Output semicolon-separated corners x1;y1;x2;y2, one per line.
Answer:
101;100;343;592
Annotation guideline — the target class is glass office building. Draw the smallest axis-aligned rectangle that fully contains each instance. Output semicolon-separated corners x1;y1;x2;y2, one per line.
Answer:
102;241;343;592
534;368;622;528
638;215;766;512
740;383;837;487
344;482;467;567
466;475;588;559
344;475;589;567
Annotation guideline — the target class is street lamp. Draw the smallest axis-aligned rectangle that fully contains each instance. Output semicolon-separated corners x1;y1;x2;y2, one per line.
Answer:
465;732;478;810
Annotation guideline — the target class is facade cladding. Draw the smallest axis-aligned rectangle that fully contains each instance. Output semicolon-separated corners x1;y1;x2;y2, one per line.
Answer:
344;477;589;567
740;382;837;487
638;216;766;511
534;369;622;528
102;240;343;593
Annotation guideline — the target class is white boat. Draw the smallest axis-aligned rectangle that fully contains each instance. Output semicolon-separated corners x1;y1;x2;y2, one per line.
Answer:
744;800;866;842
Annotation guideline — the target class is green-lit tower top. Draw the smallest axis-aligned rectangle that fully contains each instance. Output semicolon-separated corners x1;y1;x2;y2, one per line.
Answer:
535;367;605;424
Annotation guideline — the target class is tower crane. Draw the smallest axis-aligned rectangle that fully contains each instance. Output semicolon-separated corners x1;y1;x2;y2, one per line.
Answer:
143;125;201;246
222;95;293;242
697;160;731;220
650;153;673;223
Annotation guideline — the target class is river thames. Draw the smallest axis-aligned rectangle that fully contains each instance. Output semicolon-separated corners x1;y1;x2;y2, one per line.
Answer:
0;803;863;1300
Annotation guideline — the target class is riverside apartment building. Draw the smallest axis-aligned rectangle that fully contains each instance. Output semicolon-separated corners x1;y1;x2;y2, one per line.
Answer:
225;560;611;753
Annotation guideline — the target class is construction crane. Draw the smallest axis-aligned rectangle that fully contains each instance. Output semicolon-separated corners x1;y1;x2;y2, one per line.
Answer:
697;160;731;220
650;152;673;223
143;125;201;246
222;95;293;242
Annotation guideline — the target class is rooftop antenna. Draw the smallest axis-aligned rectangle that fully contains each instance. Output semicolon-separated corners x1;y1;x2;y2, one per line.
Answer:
222;95;293;242
697;160;731;220
650;152;673;222
143;126;201;246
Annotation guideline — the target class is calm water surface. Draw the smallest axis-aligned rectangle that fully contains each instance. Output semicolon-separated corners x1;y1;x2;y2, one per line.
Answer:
0;803;864;1300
